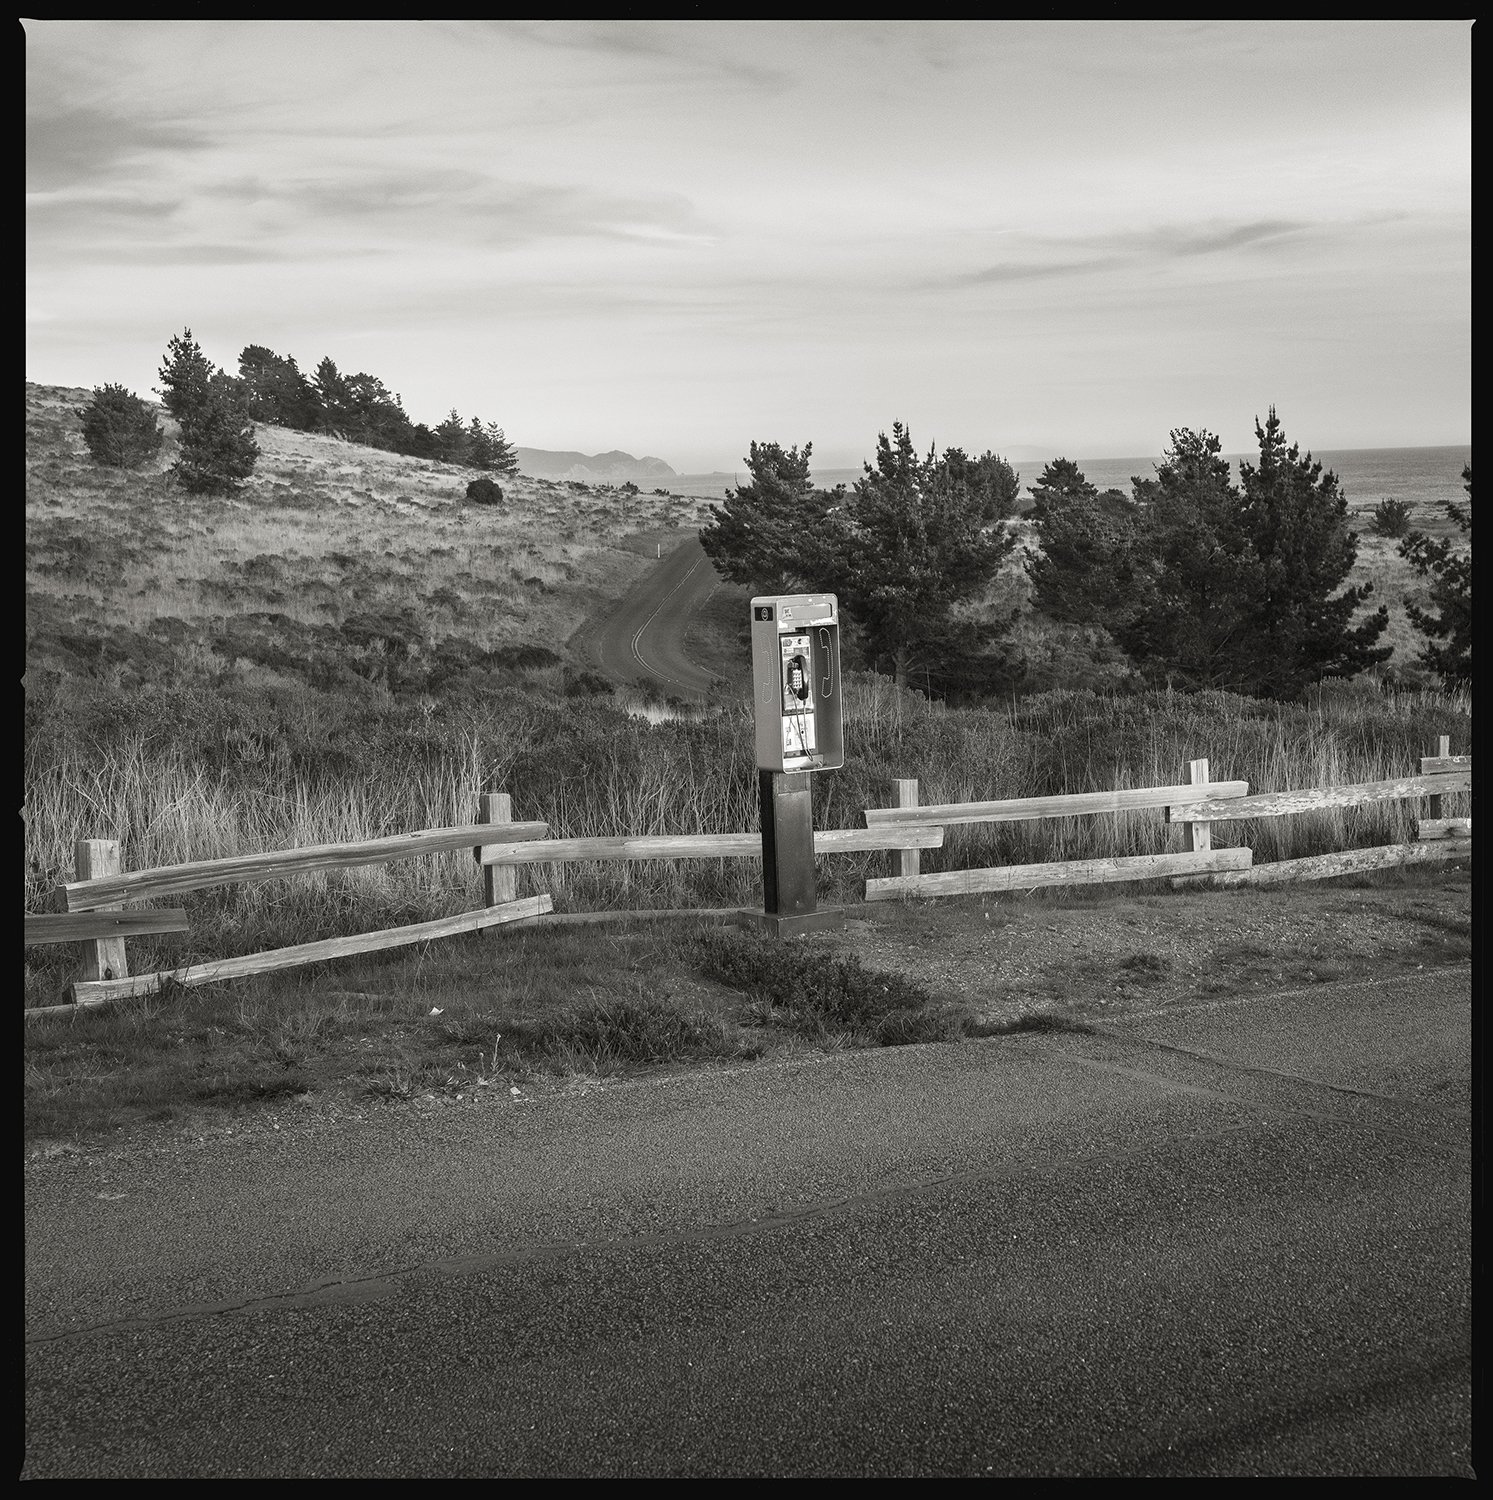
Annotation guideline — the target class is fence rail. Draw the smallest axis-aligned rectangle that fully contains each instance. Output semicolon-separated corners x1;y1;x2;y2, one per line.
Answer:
477;826;945;867
61;820;552;911
864;780;1249;829
1172;840;1471;891
64;897;553;1010
25;910;189;945
867;847;1252;902
1162;771;1469;824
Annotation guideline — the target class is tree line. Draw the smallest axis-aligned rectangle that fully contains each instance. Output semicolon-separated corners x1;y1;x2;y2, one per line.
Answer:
699;412;1471;697
74;328;519;495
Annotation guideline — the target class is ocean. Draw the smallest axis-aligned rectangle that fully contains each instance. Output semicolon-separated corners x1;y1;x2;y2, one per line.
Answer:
668;445;1470;516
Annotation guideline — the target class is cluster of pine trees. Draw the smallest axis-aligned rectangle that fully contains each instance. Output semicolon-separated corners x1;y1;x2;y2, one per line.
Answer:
699;411;1471;698
701;426;1024;698
74;328;518;496
234;342;516;471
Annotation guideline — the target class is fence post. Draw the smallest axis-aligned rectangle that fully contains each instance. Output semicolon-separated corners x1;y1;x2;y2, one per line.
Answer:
480;792;517;932
1183;759;1211;853
1427;734;1450;821
893;778;921;879
75;839;129;983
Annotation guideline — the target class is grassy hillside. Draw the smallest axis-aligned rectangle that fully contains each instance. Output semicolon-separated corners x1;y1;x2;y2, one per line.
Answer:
25;382;716;701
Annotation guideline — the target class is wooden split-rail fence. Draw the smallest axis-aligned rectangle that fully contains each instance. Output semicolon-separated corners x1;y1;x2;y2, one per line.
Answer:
25;742;1469;1016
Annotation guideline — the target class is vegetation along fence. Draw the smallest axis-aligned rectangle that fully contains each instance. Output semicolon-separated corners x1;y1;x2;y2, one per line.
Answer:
26;742;1469;1017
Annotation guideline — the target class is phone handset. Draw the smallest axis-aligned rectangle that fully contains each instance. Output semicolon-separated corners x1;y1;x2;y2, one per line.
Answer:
818;627;834;698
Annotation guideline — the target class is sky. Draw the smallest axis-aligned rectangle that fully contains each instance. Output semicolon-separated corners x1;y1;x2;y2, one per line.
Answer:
25;19;1471;473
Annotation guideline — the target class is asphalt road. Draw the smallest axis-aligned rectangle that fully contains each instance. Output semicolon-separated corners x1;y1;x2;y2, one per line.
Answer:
574;535;721;701
24;970;1471;1477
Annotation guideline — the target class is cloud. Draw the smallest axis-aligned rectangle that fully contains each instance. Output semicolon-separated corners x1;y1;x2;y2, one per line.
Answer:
923;218;1314;291
114;243;303;266
472;19;793;92
931;256;1130;289
260;169;709;250
27;191;183;226
26;102;212;193
1126;219;1310;257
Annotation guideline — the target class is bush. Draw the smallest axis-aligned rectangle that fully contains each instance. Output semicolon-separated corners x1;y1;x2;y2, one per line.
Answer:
500;994;757;1072
563;668;615;698
695;929;969;1046
75;384;164;469
1369;497;1414;538
465;477;503;506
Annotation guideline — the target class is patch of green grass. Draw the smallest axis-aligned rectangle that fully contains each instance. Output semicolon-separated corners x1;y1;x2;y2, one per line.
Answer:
966;1013;1097;1037
1116;952;1172;985
694;929;970;1046
500;992;764;1073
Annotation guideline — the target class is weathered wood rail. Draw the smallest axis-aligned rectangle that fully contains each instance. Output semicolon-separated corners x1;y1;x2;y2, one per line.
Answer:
64;897;554;1010
26;909;189;945
477;825;944;867
62;820;552;910
868;847;1253;900
1162;771;1469;823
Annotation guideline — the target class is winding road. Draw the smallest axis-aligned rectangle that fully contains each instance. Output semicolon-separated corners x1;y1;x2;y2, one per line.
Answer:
572;535;722;702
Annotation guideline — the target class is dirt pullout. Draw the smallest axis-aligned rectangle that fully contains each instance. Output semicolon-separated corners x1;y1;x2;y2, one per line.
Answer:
811;868;1471;1028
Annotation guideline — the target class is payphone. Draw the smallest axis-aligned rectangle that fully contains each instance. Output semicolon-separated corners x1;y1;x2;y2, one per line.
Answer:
747;595;845;937
749;594;844;773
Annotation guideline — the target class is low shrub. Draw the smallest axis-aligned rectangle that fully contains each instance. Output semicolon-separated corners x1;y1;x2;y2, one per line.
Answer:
500;993;761;1072
466;477;503;506
564;668;615;698
1369;497;1415;538
75;385;163;469
695;929;970;1046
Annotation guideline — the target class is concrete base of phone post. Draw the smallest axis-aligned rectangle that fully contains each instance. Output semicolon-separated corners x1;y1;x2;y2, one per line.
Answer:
748;770;845;938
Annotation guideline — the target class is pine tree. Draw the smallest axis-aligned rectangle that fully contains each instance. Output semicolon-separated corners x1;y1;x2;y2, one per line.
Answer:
466;415;495;470
698;440;831;595
434;409;469;465
1025;459;1141;629
1119;429;1255;688
827;424;1021;688
484;421;519;476
156;328;216;421
313;357;353;438
1399;465;1471;687
238;346;322;430
1231;408;1390;697
171;372;260;495
75;384;164;468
